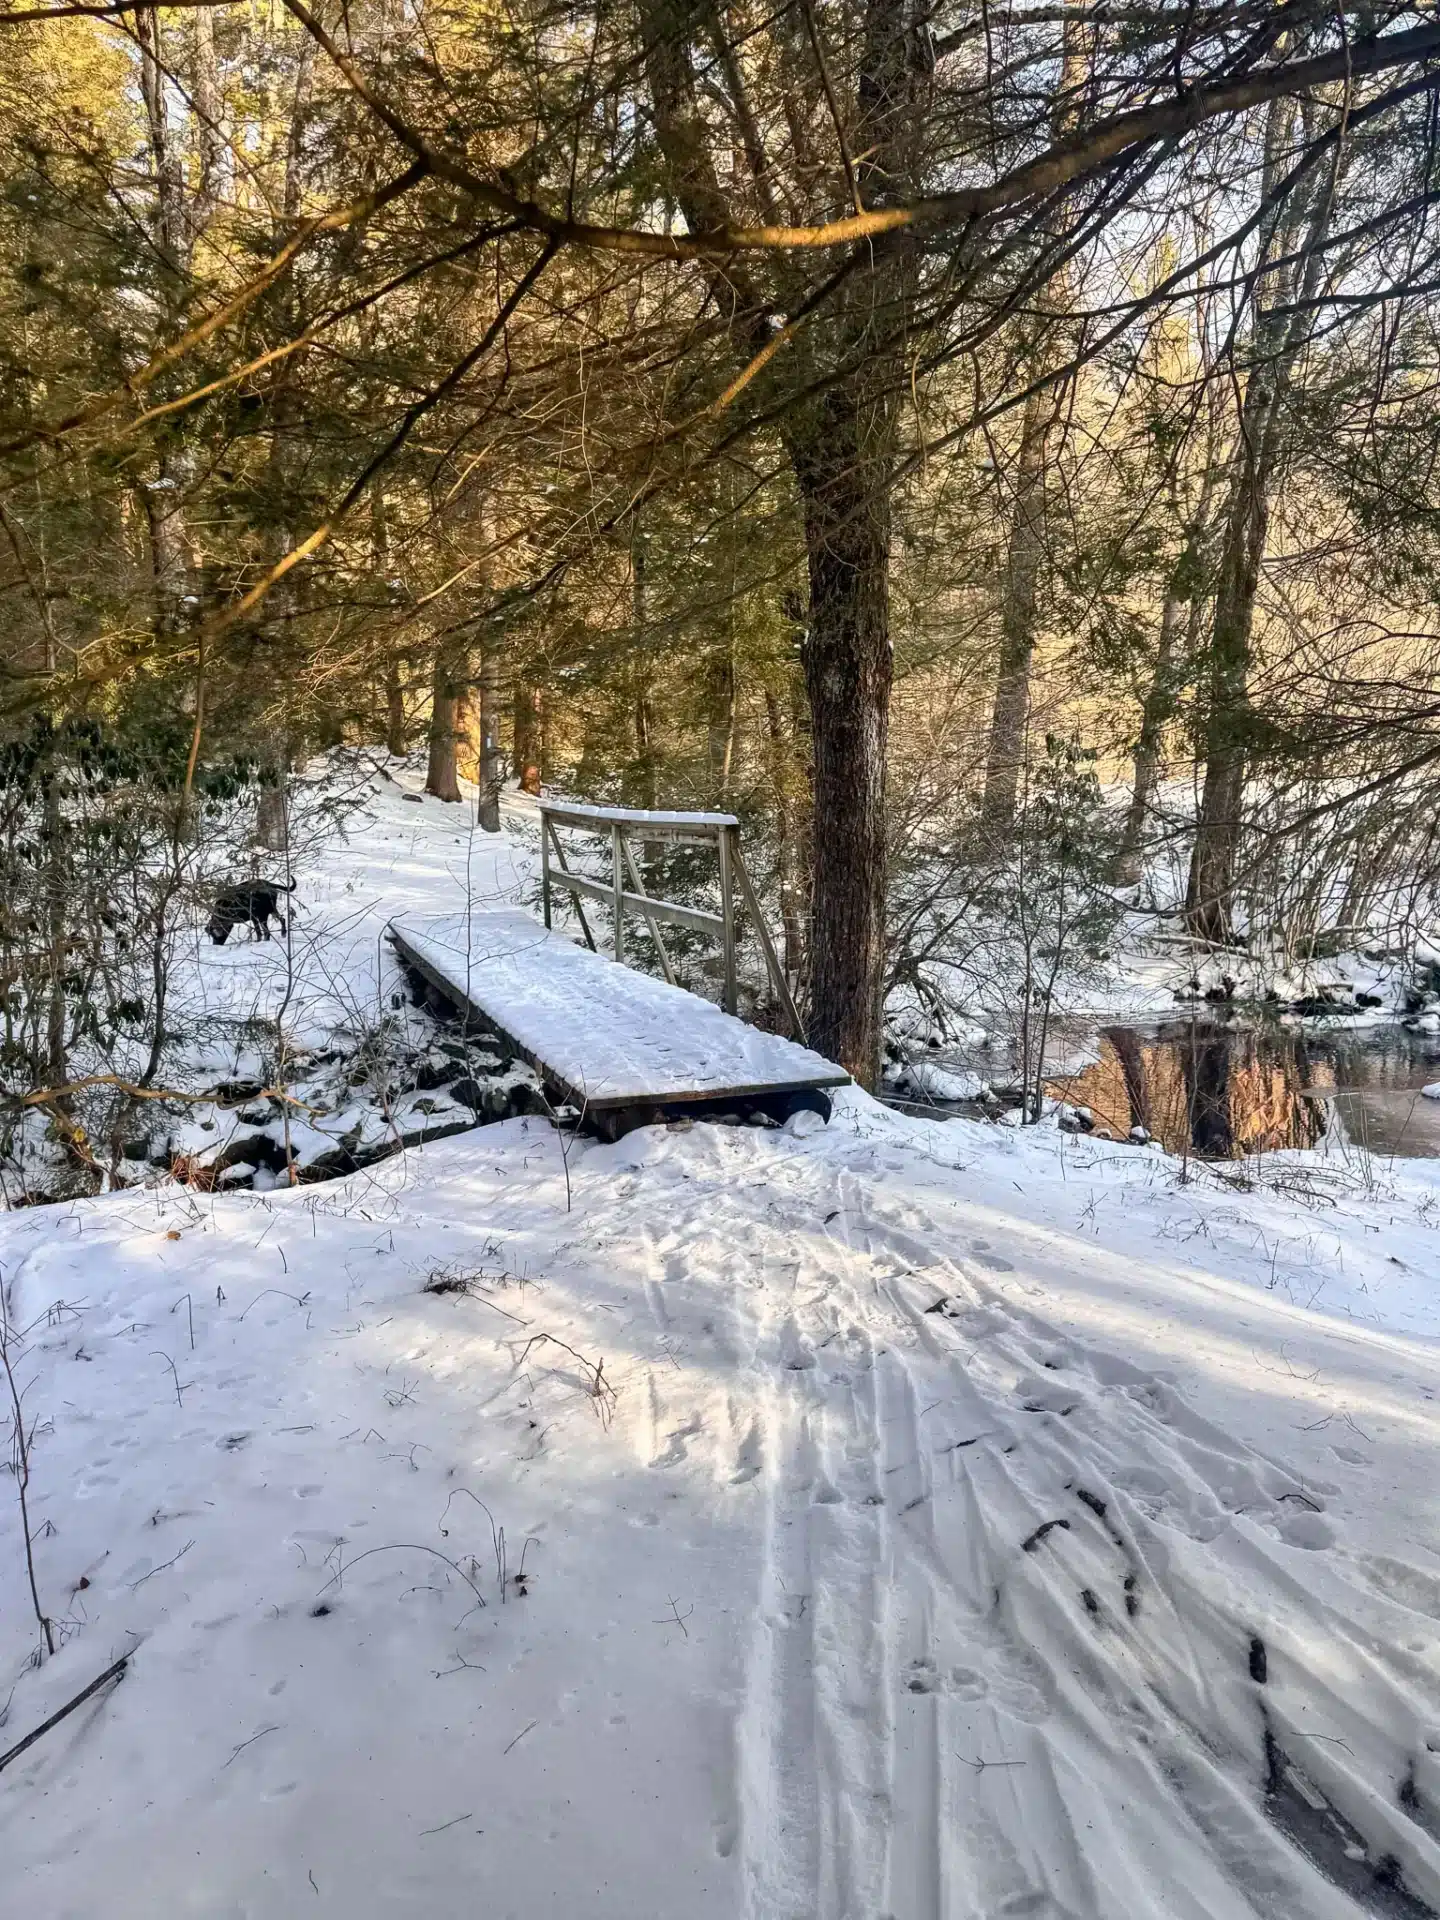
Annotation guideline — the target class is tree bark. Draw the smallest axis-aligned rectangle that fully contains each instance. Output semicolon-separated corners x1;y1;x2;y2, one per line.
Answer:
1112;587;1184;885
764;685;807;984
639;0;919;1084
792;398;893;1080
477;646;502;831
256;780;288;851
385;659;408;757
425;644;470;803
514;674;543;795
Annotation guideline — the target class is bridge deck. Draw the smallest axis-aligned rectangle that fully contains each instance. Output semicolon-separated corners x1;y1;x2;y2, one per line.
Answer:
387;909;849;1112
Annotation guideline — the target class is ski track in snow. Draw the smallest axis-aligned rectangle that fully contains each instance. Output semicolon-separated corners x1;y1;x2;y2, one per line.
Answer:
5;786;1440;1913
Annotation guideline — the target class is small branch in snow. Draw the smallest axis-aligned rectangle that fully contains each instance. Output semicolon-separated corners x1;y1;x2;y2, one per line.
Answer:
514;1333;617;1427
957;1752;1025;1774
432;1654;487;1678
129;1539;194;1589
503;1720;537;1755
420;1811;474;1835
319;1542;487;1613
652;1596;693;1638
151;1351;188;1407
170;1293;195;1351
0;1651;130;1772
222;1724;279;1768
237;1289;311;1321
0;1308;55;1657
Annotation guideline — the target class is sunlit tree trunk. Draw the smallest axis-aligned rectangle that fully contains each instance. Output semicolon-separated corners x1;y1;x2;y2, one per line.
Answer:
426;644;470;803
514;675;543;795
477;647;503;831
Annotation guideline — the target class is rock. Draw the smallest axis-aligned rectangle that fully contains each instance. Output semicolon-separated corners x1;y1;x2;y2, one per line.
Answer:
212;1132;288;1174
449;1077;488;1111
414;1054;461;1091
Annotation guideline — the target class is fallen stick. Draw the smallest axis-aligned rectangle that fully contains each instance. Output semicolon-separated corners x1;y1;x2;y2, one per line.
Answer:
0;1653;130;1773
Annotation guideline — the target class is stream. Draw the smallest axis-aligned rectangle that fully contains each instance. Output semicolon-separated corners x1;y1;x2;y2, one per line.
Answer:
920;1019;1440;1161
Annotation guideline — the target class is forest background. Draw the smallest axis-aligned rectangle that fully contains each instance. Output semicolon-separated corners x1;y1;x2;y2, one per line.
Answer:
5;0;1440;1105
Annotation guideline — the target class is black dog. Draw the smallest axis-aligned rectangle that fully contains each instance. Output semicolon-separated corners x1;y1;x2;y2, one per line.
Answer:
208;879;296;945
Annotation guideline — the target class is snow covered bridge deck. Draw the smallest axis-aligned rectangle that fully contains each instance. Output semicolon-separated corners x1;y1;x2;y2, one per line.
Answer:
387;908;848;1135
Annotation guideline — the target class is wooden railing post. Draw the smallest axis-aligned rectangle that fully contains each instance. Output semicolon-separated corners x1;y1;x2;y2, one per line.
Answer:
612;822;625;964
718;823;737;1016
541;814;552;928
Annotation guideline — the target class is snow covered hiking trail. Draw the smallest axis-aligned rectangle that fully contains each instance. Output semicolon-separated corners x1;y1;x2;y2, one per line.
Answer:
6;1097;1440;1919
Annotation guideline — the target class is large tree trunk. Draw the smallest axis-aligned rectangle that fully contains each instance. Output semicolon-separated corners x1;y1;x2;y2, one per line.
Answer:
425;645;470;803
639;0;918;1085
477;646;502;831
793;401;893;1081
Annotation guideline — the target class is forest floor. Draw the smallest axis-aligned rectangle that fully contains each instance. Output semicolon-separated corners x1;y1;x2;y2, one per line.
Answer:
5;775;1440;1916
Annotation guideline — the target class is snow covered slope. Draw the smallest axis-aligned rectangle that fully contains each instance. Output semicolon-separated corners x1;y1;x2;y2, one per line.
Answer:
5;1102;1440;1917
7;785;1440;1917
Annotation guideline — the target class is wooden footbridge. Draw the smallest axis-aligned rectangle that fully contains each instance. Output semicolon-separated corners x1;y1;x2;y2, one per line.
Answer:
388;801;848;1139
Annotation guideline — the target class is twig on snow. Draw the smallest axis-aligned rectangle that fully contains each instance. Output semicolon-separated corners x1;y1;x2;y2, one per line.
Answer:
129;1538;194;1589
171;1293;195;1351
0;1651;130;1772
957;1752;1026;1774
652;1596;693;1637
222;1723;279;1768
420;1810;474;1835
151;1350;187;1406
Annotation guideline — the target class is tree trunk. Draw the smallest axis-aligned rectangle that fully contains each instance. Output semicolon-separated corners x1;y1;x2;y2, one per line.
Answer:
1185;93;1337;940
764;686;807;985
980;385;1054;839
425;645;470;803
706;644;736;801
793;400;893;1082
638;0;917;1086
1112;587;1184;885
1184;451;1269;944
977;5;1090;844
256;779;288;852
514;674;543;795
385;658;408;757
477;646;502;832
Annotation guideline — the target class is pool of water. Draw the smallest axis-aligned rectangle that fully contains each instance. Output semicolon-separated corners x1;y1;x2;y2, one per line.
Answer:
1044;1020;1440;1160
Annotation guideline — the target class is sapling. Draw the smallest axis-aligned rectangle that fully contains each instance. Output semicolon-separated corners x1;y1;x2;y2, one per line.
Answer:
0;1303;55;1658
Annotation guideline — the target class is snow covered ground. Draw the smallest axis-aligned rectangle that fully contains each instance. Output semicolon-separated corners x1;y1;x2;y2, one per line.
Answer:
7;782;1440;1917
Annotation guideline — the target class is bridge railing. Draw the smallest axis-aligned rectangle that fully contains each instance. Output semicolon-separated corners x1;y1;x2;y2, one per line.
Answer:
538;800;802;1037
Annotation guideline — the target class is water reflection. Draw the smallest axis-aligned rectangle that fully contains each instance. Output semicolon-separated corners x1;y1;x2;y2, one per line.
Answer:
1047;1022;1440;1160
